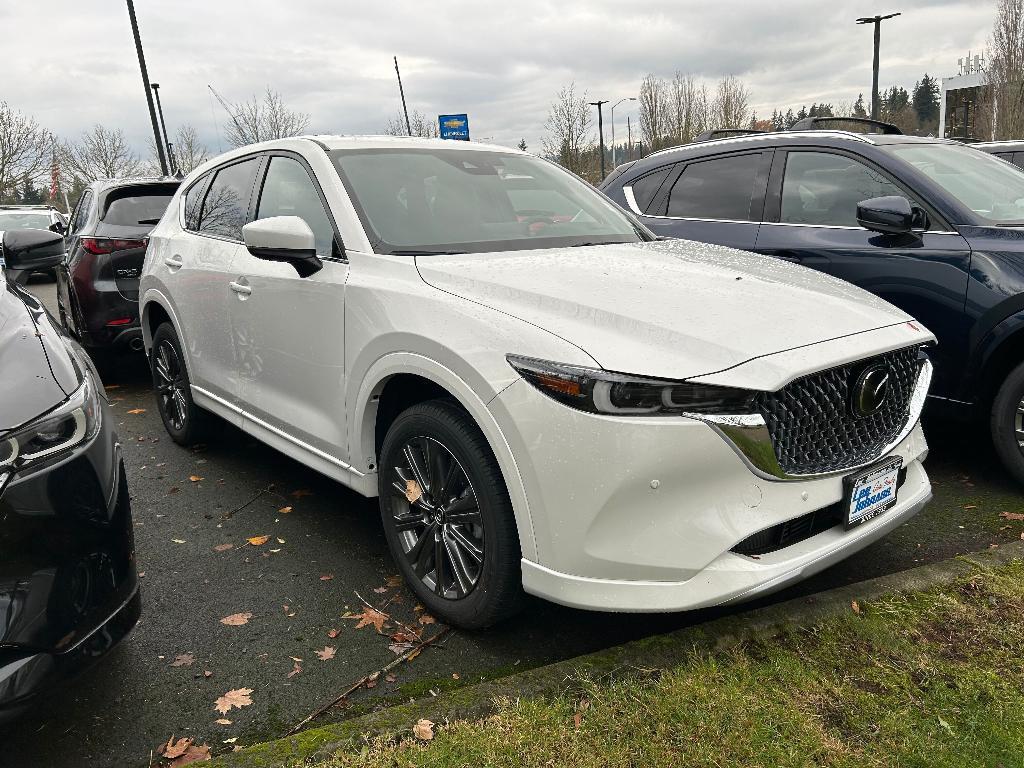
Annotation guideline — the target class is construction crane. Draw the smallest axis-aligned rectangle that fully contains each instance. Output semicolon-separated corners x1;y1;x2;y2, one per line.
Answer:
207;84;245;140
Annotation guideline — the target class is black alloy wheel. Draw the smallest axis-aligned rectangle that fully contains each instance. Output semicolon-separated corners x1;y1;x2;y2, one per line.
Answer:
378;400;523;629
150;322;215;446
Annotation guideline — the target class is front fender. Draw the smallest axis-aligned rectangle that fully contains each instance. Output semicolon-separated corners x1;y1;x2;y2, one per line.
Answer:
350;352;537;563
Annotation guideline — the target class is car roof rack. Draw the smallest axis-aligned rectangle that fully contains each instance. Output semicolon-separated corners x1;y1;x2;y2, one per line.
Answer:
0;204;59;210
693;128;768;142
790;116;902;135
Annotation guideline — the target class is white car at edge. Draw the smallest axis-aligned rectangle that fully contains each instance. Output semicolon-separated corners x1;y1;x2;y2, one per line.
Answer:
139;135;935;628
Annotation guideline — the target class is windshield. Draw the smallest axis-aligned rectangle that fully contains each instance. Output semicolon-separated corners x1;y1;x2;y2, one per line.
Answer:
885;143;1024;225
0;212;51;230
330;148;649;254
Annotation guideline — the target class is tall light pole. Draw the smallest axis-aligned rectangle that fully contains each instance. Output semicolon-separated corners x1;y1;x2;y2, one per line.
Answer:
589;100;609;180
610;97;637;168
856;12;901;121
125;0;168;176
394;56;412;136
151;83;175;175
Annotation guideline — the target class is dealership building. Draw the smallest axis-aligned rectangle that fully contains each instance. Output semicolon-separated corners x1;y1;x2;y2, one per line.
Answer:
938;54;990;141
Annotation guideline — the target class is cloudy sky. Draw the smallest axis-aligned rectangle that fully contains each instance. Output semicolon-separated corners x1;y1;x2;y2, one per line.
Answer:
2;0;994;157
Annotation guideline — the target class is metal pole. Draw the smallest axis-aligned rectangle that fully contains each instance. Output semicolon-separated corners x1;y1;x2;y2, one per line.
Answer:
627;116;632;161
590;100;608;179
394;56;412;136
126;0;168;176
609;97;636;168
151;83;175;175
856;13;900;122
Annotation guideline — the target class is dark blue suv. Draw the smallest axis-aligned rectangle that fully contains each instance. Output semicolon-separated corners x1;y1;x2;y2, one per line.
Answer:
600;122;1024;485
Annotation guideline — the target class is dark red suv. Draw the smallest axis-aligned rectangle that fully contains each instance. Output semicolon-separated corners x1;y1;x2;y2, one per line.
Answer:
57;178;179;364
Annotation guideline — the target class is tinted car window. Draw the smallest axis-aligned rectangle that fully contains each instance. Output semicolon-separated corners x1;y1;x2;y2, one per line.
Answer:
666;154;760;220
184;175;209;231
629;167;672;214
71;191;93;233
781;152;905;227
199;159;260;240
101;187;176;226
255;157;335;257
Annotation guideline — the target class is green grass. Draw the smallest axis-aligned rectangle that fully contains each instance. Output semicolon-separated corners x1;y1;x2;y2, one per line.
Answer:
311;560;1024;768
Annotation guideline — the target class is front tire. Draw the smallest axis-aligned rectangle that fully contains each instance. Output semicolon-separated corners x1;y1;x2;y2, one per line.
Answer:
991;360;1024;485
378;400;523;629
150;322;215;446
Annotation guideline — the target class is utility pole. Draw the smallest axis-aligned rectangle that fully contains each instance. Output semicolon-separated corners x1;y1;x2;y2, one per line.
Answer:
590;100;609;179
856;12;901;121
627;116;633;161
126;0;168;175
394;56;412;136
610;97;636;168
151;83;175;175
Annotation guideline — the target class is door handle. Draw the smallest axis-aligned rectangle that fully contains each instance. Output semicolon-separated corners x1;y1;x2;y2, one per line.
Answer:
164;255;183;270
229;280;252;297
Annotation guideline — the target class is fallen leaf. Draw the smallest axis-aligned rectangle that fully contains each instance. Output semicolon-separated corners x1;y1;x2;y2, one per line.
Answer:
327;628;340;638
365;671;380;689
413;719;434;741
851;600;861;615
247;535;270;546
214;719;232;725
373;586;388;594
189;475;204;483
452;672;460;680
287;660;302;678
346;606;387;633
291;488;313;499
204;670;213;678
938;715;954;734
387;575;404;588
385;673;397;683
172;539;187;544
213;543;234;552
214;688;254;715
999;511;1024;521
220;612;253;626
160;736;193;759
316;646;336;661
389;641;416;655
320;574;334;581
405;479;423;503
127;408;146;415
169;744;211;766
418;614;436;626
574;711;583;729
277;537;285;544
171;653;195;667
278;506;293;514
223;737;238;744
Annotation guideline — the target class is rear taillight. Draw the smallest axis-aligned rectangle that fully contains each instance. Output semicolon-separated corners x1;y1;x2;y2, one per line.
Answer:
81;237;148;255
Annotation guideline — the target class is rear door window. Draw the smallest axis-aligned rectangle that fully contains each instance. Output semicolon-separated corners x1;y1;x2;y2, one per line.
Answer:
255;156;336;257
199;158;261;240
666;153;761;221
70;191;93;234
629;166;672;214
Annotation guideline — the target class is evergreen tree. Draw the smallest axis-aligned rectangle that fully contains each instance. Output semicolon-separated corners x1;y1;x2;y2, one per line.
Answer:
796;106;808;121
784;108;796;128
912;74;940;128
517;138;528;152
853;94;868;118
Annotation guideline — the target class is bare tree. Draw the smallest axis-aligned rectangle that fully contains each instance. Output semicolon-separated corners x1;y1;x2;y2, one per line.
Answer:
0;102;53;203
638;74;671;151
542;82;592;173
146;123;210;176
985;0;1024;139
61;125;143;183
668;73;709;144
711;76;752;129
222;87;311;148
383;110;439;138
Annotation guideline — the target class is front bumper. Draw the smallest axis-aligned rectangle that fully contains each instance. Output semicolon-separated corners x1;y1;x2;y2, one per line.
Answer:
491;377;931;613
0;382;138;721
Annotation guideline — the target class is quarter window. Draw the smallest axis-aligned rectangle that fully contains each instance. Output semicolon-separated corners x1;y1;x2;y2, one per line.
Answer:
183;175;209;231
666;154;761;221
255;157;336;257
780;152;906;228
630;166;672;214
71;191;93;234
198;159;261;240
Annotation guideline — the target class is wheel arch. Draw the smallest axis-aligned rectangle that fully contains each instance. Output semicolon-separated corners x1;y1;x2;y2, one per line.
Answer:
352;353;537;562
140;289;180;354
974;311;1024;408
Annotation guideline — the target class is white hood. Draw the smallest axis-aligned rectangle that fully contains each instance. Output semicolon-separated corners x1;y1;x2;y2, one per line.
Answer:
416;239;916;381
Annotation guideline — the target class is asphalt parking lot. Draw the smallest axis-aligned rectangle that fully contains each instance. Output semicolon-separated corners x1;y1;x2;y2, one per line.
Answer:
10;279;1024;767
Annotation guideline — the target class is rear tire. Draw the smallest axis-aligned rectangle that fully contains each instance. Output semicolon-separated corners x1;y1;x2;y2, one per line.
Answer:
991;360;1024;486
378;400;523;630
150;322;216;446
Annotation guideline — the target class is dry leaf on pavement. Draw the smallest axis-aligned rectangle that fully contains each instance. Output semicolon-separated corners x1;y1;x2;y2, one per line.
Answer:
999;511;1024;521
214;719;232;725
278;506;292;514
214;688;254;715
327;628;340;638
213;543;234;552
127;408;146;415
386;575;404;588
160;737;193;759
247;535;270;546
413;719;434;741
169;743;211;766
189;475;203;483
220;612;253;626
418;614;436;626
287;660;302;678
345;606;387;633
171;653;195;667
315;646;336;661
851;600;861;614
320;574;334;581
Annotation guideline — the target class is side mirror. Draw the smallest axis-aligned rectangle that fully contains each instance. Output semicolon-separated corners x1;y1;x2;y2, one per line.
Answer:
242;216;323;278
856;195;917;236
49;220;66;235
2;229;65;284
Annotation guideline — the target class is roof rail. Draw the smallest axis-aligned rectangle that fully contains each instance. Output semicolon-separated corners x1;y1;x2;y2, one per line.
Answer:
0;204;59;210
790;116;902;135
694;128;768;142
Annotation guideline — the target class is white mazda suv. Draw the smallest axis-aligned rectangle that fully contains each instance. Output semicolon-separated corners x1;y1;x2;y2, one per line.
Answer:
139;136;934;628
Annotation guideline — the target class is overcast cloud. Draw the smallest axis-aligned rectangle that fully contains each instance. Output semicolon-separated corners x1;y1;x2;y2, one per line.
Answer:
1;0;994;157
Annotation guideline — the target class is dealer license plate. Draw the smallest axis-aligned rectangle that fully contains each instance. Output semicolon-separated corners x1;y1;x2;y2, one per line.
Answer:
844;457;902;530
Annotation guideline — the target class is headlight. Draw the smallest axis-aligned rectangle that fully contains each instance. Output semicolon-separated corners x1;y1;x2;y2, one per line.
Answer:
507;355;757;416
0;375;102;475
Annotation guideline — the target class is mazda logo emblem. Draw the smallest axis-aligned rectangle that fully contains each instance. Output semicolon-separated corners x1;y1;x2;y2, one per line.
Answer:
851;364;891;418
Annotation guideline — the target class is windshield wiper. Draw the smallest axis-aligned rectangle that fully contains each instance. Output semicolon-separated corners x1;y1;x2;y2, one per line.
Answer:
389;248;468;256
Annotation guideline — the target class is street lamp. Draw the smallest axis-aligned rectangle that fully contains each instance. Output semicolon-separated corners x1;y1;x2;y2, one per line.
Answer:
125;0;168;176
150;83;176;175
589;100;609;180
856;12;901;121
610;97;637;168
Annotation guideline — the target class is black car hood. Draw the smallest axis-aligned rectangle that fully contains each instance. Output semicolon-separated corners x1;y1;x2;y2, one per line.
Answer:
0;283;79;432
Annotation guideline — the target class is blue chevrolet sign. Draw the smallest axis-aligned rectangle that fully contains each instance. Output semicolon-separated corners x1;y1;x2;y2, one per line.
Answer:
439;114;470;141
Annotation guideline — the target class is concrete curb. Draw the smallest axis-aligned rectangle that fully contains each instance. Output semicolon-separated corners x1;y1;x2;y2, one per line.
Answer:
211;540;1024;767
